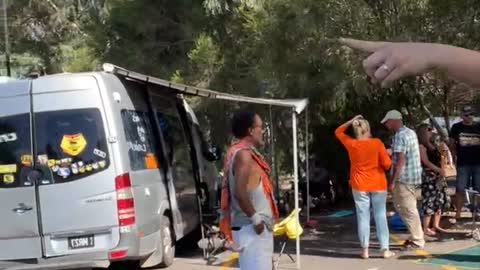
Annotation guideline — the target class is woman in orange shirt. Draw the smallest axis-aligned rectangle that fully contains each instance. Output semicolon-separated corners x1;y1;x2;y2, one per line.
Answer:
335;115;395;259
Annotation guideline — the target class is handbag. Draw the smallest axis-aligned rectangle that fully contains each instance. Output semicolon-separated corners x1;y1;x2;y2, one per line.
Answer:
439;143;457;180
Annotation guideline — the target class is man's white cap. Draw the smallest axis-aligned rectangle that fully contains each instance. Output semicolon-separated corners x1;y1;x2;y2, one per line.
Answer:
381;110;402;124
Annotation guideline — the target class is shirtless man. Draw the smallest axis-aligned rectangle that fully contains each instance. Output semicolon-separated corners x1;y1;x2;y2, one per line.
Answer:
220;111;278;270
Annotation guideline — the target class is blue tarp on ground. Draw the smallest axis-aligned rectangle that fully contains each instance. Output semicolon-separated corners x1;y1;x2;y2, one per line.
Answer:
327;210;354;218
420;245;480;269
389;210;424;231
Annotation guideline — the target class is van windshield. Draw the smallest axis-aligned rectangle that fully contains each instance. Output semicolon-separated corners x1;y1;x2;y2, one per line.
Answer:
0;113;32;188
34;108;110;184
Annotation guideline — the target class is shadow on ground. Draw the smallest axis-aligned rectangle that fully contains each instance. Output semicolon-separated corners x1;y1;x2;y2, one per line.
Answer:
278;208;475;260
172;204;478;269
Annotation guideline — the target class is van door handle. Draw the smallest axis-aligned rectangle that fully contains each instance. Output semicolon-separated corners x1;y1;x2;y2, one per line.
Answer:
12;203;33;214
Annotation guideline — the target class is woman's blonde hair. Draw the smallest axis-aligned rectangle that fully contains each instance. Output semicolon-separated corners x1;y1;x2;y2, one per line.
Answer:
352;118;371;138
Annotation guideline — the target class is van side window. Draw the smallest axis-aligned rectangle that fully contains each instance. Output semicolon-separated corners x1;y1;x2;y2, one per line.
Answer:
121;110;160;171
34;108;110;184
0;113;32;188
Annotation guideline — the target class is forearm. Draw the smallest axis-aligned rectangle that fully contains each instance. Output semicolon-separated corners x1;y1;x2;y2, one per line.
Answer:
448;144;457;164
380;149;392;169
432;44;480;88
391;159;405;183
343;121;353;127
341;115;362;127
423;161;442;174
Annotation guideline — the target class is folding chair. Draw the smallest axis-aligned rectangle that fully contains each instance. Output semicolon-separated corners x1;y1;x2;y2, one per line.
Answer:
273;208;303;270
197;223;226;263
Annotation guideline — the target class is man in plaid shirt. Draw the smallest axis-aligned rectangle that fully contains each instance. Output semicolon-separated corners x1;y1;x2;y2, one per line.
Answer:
382;110;425;249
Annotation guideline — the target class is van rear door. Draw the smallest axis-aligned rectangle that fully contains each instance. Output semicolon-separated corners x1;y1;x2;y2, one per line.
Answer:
149;92;200;235
0;81;43;260
31;76;119;257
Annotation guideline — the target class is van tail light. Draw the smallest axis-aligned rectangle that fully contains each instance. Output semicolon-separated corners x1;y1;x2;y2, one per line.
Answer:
115;173;135;227
109;249;128;260
115;173;131;190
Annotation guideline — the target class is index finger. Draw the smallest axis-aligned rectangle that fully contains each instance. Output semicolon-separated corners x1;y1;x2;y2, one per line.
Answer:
339;38;389;53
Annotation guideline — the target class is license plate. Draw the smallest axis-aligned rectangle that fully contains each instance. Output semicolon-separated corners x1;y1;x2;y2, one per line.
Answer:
68;235;95;249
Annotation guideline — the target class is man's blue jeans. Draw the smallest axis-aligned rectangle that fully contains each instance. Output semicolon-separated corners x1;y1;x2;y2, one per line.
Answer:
457;165;480;192
352;190;390;250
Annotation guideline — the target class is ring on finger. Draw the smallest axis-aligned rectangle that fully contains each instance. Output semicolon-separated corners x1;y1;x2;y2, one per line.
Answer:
380;64;390;72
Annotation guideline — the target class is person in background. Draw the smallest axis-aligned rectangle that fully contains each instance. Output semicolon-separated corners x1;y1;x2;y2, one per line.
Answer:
449;106;480;224
219;111;279;270
335;115;395;259
381;110;425;249
417;124;451;236
301;159;333;207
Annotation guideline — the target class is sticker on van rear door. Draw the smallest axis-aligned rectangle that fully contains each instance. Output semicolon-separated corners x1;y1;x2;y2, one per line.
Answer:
21;155;33;166
93;148;106;158
60;133;87;156
0;132;17;143
3;174;14;184
0;164;17;174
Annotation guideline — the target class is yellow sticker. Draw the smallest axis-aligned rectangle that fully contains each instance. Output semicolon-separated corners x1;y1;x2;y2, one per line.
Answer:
79;166;86;173
99;160;106;168
60;133;87;156
86;164;93;172
55;160;61;165
0;164;17;174
3;174;14;184
21;155;33;166
48;159;56;167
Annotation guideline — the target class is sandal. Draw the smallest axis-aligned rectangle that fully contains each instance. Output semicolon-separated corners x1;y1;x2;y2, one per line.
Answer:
402;240;422;250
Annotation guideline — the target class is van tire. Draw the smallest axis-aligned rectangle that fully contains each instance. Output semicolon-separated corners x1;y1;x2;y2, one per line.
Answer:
158;217;175;268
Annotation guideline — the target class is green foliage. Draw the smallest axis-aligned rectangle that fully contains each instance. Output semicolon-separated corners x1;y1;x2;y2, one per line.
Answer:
61;40;100;72
2;0;480;188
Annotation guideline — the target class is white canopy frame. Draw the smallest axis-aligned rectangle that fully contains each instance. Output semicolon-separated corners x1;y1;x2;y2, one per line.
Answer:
103;63;310;269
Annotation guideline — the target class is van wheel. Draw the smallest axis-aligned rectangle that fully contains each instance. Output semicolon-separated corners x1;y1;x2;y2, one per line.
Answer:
159;217;175;268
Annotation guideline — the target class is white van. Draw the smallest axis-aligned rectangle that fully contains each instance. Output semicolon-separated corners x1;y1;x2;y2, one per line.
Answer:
0;66;219;269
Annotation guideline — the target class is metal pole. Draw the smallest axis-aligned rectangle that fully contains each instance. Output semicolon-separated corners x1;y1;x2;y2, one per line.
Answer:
2;0;10;76
269;105;279;199
292;111;301;269
305;107;310;223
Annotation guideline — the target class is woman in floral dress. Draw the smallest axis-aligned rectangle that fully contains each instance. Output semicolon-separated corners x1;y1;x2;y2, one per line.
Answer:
417;124;451;236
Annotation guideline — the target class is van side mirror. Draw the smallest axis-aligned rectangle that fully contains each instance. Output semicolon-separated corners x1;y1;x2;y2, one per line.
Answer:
205;145;221;162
